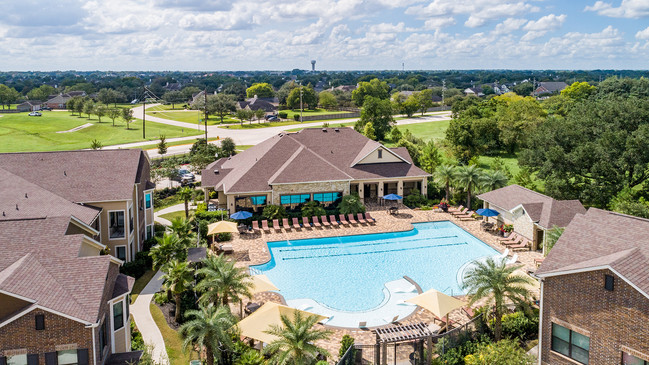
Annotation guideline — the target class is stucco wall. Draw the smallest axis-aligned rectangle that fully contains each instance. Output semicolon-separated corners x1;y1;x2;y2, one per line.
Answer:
270;181;350;205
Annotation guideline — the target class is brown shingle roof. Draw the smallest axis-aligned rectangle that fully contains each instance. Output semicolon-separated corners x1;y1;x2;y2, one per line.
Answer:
202;128;429;193
537;208;649;298
477;184;585;229
0;150;147;203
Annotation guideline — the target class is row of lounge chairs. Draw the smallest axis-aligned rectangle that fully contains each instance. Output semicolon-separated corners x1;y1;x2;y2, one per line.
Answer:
448;206;476;220
496;232;531;251
251;213;377;233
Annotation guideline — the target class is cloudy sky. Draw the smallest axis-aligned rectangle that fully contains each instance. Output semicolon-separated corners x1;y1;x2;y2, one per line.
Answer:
1;0;649;71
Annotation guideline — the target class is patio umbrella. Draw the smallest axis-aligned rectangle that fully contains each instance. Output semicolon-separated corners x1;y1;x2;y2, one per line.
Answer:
382;193;403;201
237;302;328;344
230;211;253;220
207;221;238;235
475;208;500;217
405;289;465;330
250;275;279;294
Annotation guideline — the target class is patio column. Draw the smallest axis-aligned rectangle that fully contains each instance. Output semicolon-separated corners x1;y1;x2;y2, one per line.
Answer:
381;343;387;365
378;181;384;198
227;195;236;214
397;180;404;196
421;177;428;196
358;182;364;202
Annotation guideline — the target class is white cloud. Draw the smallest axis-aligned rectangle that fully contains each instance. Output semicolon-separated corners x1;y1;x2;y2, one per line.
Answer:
636;26;649;39
585;0;649;18
493;18;527;35
423;17;456;30
406;0;539;27
367;22;416;33
521;14;566;41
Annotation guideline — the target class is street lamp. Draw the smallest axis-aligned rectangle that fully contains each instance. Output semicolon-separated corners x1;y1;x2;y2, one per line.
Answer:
299;81;303;123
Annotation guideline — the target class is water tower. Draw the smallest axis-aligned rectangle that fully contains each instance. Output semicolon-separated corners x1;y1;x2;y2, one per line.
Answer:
311;60;316;71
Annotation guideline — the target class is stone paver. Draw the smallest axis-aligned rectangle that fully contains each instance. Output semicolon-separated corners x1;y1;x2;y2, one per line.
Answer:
131;270;169;365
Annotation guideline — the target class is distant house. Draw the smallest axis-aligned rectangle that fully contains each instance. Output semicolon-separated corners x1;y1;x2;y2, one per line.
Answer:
237;96;277;113
330;85;356;93
44;91;87;109
477;185;586;251
163;82;182;91
536;208;649;365
202;127;430;213
463;87;484;97
314;80;328;92
191;90;206;105
533;82;568;97
16;100;42;112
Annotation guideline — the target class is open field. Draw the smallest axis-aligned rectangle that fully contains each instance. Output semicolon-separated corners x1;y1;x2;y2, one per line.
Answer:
132;137;221;151
0;111;202;152
279;108;352;117
146;109;240;125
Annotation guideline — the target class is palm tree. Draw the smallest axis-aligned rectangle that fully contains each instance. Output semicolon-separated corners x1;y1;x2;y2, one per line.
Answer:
195;254;253;307
161;259;194;323
454;165;483;209
434;165;456;202
180;304;237;365
263;311;332;365
178;187;195;218
149;233;185;271
479;170;509;192
462;257;534;341
169;216;195;247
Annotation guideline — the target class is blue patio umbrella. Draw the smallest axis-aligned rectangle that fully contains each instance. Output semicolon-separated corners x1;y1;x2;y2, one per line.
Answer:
476;208;500;217
230;211;253;220
382;194;403;201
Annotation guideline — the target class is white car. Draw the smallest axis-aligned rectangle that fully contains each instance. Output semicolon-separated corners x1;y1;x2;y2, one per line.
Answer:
178;169;195;183
28;111;42;116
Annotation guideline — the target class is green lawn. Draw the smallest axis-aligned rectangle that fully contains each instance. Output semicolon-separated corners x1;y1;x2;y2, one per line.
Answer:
395;120;450;142
159;210;192;222
132;137;221;151
146;109;239;126
0;111;202;152
130;270;155;304
146;104;188;111
279;108;351;117
150;303;198;365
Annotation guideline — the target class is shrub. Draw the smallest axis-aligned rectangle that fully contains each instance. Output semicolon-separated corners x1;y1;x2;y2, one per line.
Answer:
499;310;539;341
153;291;169;305
293;113;300;121
120;251;152;279
302;201;326;218
339;334;356;364
262;204;287;220
278;111;288;119
131;321;144;350
216;232;232;242
464;339;534;365
338;194;365;215
404;188;427;208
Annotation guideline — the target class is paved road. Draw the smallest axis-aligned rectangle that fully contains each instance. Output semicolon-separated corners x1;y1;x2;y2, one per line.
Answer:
106;104;452;158
131;270;169;365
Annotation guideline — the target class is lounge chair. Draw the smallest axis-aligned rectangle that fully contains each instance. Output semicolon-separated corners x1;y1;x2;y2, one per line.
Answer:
292;217;301;229
261;220;271;233
272;219;281;232
534;258;544;267
506;254;518;265
358;321;367;328
456;211;475;220
338;214;349;225
282;218;291;230
448;205;464;213
365;212;376;224
510;241;530;251
328;215;340;226
463;306;475;318
347;214;358;224
357;213;368;224
311;216;321;227
219;244;234;254
252;221;261;233
498;232;519;243
383;315;399;324
450;207;469;216
302;217;312;228
320;215;331;227
503;237;523;246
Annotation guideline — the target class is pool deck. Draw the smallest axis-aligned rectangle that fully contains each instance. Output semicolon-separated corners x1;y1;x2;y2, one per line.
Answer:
224;207;543;358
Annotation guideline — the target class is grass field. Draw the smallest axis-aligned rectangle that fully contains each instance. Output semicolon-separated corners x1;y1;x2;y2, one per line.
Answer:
159;210;192;222
130;270;155;304
150;303;198;365
133;137;221;151
0;111;202;152
279;108;351;117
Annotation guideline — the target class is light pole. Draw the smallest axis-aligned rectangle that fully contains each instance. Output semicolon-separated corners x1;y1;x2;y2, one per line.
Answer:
142;87;146;139
299;82;303;123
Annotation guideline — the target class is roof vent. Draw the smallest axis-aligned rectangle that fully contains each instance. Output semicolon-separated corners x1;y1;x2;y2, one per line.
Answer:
16;204;19;210
322;128;327;132
334;128;340;132
214;169;219;174
25;193;28;198
63;171;67;176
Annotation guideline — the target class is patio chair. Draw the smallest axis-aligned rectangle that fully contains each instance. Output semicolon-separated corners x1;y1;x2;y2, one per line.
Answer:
272;219;281;232
347;214;358;224
382;315;399;324
328;215;340;226
448;204;464;213
261;220;271;233
358;321;367;329
302;217;312;228
311;216;321;227
511;241;530;252
462;306;475;318
365;212;376;224
503;237;523;246
292;217;301;229
320;215;331;227
450;207;469;216
282;218;291;230
357;213;368;224
498;232;519;243
338;214;349;225
456;211;475;220
252;221;261;233
534;258;544;267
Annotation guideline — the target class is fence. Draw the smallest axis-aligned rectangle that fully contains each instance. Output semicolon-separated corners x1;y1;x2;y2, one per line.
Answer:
336;343;356;365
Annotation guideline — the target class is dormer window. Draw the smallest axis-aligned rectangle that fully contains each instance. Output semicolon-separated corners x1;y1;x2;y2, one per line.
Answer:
378;149;383;159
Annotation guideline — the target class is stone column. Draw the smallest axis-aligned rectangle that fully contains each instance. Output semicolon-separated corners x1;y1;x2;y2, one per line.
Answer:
397;180;404;196
227;195;236;214
378;181;384;199
358;182;364;202
421;177;428;196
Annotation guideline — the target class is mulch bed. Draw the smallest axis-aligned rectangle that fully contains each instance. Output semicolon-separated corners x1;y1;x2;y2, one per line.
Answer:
155;302;182;330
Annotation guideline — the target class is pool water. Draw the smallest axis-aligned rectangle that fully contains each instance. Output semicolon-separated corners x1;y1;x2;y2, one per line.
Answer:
251;221;499;313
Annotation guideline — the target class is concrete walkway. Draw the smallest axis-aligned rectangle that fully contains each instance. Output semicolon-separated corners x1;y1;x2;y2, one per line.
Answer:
131;270;169;365
154;203;189;226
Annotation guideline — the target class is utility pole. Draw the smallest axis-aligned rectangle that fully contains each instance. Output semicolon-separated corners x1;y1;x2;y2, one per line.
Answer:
442;80;446;106
203;88;208;142
299;82;303;123
142;87;146;139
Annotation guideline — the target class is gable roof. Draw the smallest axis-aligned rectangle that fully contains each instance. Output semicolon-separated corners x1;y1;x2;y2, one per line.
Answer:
0;149;148;203
477;184;586;229
536;208;649;299
202;128;429;193
45;94;71;105
534;82;568;95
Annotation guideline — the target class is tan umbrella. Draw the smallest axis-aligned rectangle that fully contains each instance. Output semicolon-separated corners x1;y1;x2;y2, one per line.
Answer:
237;302;328;344
207;221;238;235
406;289;466;329
250;275;279;294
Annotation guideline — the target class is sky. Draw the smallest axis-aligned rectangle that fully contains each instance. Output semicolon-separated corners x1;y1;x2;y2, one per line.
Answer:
1;0;649;71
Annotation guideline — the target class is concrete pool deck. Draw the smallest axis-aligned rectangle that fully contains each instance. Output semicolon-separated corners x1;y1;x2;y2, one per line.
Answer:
224;207;543;357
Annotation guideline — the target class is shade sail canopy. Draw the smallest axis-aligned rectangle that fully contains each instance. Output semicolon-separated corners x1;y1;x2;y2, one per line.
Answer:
230;211;253;220
207;221;238;235
476;208;500;217
405;289;465;318
249;275;279;294
237;302;328;343
511;269;540;292
383;194;403;200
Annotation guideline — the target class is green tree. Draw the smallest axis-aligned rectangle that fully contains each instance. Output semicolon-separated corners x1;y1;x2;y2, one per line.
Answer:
221;137;237;157
235;349;266;365
318;91;337;109
94;104;106;122
235;109;252;126
417;89;434;115
389;127;403;143
609;189;649;219
149;233;186;271
254;108;266;123
157;134;168;156
355;96;394;140
286;86;317;110
462;258;534;341
121;107;134;130
246;83;275;98
27;85;56;102
493;93;546;153
363;122;376;140
263;311;332;365
464;339;534;365
301;201;326;218
435;165;456;202
194;93;237;124
83;100;95;118
162;90;185;109
178;187;194;219
169;216;196;247
181;86;201;100
454;165;483;209
400;95;419;117
74;98;85;115
108;108;121;126
262;205;287;220
338;334;356;363
352;78;389;106
420;140;442;174
338;194;365;215
195;254;253;307
277;81;298;106
512;82;534;96
396;138;421;166
480;170;509;192
0;84;21;109
180;304;237;365
560;81;596;101
97;88;125;107
161;260;194;322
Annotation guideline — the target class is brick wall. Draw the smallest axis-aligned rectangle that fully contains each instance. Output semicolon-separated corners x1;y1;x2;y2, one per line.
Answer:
540;269;649;365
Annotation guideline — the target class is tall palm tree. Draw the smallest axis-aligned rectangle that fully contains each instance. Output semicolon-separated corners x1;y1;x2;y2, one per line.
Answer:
180;304;237;365
178;187;195;218
149;233;185;271
462;257;534;341
161;259;194;323
454;165;483;209
479;170;509;192
195;254;253;307
169;216;195;247
434;165;456;202
263;311;332;365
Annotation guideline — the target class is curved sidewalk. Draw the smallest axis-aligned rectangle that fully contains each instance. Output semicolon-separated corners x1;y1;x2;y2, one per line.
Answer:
131;270;169;365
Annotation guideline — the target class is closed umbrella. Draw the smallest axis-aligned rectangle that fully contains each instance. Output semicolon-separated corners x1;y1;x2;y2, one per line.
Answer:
405;289;465;330
230;211;253;220
237;302;328;344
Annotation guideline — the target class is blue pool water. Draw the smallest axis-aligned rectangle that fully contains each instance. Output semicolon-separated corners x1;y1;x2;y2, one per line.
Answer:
251;221;499;312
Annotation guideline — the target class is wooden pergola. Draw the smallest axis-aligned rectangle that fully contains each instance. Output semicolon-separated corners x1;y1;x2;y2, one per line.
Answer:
374;322;436;365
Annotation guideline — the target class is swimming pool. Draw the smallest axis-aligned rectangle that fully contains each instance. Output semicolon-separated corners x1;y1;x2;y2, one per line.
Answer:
250;221;500;327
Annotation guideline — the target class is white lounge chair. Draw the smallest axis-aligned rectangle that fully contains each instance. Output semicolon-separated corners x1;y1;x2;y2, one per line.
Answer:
395;284;417;293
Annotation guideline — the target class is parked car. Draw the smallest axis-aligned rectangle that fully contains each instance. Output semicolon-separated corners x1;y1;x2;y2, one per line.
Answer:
177;169;195;184
28;112;42;116
41;106;52;111
265;114;279;120
267;116;279;122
